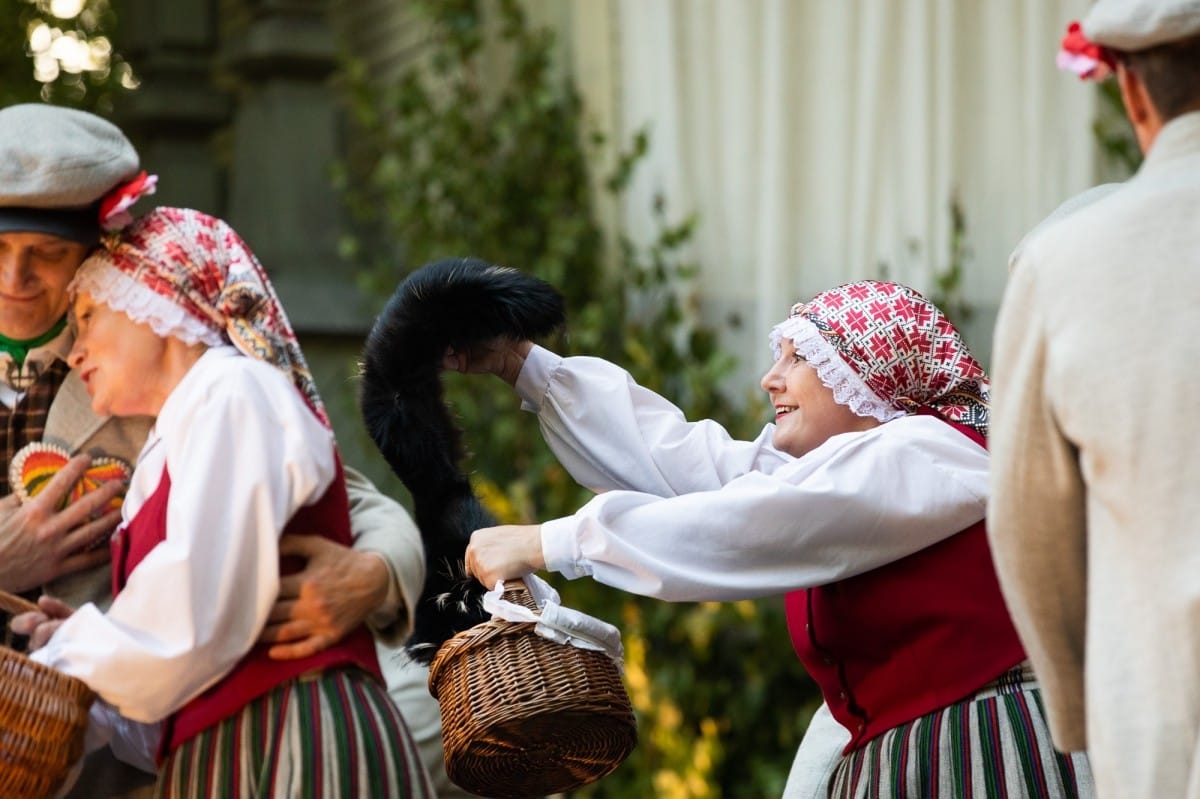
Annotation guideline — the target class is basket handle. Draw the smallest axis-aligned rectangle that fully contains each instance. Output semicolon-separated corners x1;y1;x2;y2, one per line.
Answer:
0;590;40;616
500;577;541;614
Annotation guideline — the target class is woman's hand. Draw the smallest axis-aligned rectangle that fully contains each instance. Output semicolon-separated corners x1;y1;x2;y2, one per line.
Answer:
10;594;76;651
464;524;546;589
442;338;533;386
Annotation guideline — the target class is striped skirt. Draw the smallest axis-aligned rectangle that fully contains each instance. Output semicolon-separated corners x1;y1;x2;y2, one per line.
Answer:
829;664;1095;798
156;667;436;799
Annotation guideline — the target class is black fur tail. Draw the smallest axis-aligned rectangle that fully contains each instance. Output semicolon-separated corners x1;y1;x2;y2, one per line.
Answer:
358;257;566;663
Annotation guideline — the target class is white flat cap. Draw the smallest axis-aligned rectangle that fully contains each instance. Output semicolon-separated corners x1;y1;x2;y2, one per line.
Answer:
0;103;139;242
1083;0;1200;51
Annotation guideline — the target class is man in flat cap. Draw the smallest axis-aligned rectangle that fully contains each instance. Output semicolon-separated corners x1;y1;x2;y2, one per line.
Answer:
988;1;1200;796
0;103;433;797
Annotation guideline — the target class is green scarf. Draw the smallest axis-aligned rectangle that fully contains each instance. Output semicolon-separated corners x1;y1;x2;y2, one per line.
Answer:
0;316;68;367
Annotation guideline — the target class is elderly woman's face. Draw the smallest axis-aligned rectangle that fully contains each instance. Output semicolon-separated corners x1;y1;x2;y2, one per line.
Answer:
760;338;880;457
67;291;171;418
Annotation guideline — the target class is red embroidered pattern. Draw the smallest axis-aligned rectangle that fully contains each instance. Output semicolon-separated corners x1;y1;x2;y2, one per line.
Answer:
92;208;329;426
791;281;989;436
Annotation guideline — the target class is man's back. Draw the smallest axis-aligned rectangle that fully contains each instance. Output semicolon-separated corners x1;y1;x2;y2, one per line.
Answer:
997;109;1200;797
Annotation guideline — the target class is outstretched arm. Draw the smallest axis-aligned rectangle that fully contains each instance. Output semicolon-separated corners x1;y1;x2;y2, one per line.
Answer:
466;416;989;601
449;342;787;497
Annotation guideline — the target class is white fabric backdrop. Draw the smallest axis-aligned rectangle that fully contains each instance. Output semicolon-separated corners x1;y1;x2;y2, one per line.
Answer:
584;0;1100;382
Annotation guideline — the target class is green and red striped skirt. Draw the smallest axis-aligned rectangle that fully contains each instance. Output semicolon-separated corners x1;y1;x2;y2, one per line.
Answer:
156;666;436;798
829;664;1094;798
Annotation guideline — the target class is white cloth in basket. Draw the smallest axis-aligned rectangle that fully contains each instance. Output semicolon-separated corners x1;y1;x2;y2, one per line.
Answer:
483;576;624;666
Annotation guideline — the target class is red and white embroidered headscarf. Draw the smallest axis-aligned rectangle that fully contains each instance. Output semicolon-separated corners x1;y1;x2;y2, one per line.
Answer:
769;280;989;437
71;207;329;426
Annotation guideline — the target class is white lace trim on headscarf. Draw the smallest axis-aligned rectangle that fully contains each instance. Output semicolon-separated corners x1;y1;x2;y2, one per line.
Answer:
769;314;907;424
71;261;226;348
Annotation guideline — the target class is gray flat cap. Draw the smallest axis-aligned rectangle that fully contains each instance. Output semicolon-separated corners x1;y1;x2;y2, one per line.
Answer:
1084;0;1200;51
0;103;140;243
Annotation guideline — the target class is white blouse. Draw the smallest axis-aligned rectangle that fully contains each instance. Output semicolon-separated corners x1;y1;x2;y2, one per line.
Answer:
32;347;337;726
516;345;989;602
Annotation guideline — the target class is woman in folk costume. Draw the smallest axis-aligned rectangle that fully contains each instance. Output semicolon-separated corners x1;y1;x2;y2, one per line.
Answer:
20;207;435;798
450;279;1095;797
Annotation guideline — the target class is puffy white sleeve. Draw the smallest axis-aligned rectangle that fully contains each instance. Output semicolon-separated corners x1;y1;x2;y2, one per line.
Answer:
539;414;989;601
32;355;337;723
516;345;789;496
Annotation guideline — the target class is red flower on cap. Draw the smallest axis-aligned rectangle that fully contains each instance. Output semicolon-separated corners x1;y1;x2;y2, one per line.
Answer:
1056;21;1116;81
99;170;158;231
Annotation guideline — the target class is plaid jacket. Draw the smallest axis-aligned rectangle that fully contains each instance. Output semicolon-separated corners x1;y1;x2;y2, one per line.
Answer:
0;358;71;497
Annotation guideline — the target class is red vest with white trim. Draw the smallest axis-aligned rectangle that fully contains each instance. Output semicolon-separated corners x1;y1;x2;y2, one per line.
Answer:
110;457;382;759
784;417;1026;752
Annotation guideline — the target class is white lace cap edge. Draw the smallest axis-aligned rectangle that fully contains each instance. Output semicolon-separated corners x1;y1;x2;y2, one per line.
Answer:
71;261;225;348
768;315;907;424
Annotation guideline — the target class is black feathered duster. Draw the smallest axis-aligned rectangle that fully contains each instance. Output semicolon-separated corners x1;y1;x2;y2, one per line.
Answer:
358;257;565;663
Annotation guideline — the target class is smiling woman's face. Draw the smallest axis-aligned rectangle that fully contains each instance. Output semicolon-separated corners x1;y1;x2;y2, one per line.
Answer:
67;291;170;418
759;338;881;457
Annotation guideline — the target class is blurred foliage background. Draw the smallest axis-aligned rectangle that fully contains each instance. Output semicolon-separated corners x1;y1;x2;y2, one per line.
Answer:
0;0;133;110
1094;79;1145;175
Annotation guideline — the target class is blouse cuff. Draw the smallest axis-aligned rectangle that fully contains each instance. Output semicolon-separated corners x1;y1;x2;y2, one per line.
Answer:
541;517;591;580
516;345;563;413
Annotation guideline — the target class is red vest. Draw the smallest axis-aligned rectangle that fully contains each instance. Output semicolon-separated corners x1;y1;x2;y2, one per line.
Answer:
111;458;382;759
785;418;1026;752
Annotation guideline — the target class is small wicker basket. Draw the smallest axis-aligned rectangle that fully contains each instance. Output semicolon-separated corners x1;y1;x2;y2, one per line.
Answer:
0;591;95;799
427;580;637;799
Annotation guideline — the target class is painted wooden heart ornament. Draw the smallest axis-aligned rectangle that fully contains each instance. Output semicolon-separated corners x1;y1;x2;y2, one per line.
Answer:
9;442;132;514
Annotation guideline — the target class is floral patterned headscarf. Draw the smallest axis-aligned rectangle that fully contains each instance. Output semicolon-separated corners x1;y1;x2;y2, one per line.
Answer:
769;280;989;437
71;207;329;426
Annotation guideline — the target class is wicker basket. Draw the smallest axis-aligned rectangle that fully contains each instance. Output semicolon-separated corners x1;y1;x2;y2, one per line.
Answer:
0;592;95;799
427;580;637;799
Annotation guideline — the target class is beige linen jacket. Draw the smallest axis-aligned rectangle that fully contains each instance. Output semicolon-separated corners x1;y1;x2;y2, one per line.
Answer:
38;368;428;798
989;111;1200;799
